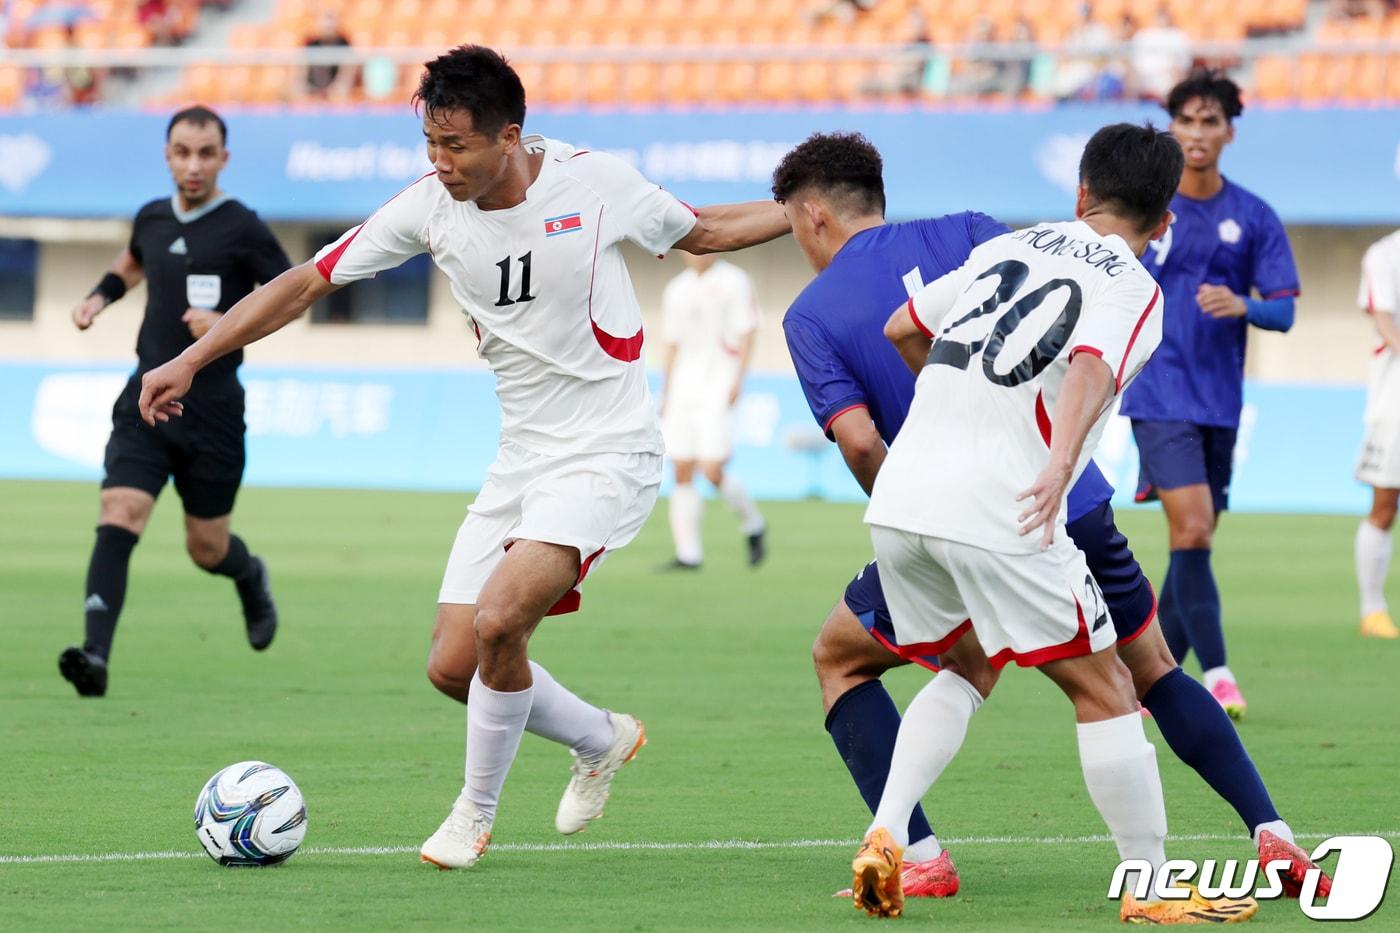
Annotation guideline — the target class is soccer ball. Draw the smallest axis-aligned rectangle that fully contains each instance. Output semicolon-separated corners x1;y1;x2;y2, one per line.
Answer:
194;761;307;867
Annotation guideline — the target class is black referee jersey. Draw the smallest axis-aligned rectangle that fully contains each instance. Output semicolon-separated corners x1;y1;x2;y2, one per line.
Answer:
127;195;291;398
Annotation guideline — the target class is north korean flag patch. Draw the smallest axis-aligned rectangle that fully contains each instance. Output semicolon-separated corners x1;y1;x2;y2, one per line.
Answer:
544;212;583;237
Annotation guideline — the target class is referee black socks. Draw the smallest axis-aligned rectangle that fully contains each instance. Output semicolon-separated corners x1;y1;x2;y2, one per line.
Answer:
83;524;139;661
208;533;255;583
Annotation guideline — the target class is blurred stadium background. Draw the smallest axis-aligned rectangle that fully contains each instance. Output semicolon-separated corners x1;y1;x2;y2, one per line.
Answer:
0;0;1395;509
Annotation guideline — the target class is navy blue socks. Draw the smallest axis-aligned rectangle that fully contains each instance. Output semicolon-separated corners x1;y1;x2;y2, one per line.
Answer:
826;679;936;846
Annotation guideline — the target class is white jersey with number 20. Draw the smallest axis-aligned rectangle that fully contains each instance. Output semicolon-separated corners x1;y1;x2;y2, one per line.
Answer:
313;136;698;457
866;220;1164;554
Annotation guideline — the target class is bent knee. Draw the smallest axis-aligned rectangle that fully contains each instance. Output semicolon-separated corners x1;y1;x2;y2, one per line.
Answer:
186;536;226;570
472;606;530;651
1169;515;1215;550
426;660;472;700
941;660;999;701
1371;506;1398;531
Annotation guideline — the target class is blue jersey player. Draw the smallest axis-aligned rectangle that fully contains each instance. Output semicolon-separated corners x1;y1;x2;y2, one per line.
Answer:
1120;71;1299;721
772;131;1326;903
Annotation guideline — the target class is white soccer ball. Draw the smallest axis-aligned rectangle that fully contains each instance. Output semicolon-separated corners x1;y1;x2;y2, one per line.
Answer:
194;761;307;867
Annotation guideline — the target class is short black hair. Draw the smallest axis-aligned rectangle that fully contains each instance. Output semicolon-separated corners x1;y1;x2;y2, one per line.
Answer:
1078;122;1184;233
1165;69;1244;122
167;106;226;145
414;45;526;138
771;132;885;217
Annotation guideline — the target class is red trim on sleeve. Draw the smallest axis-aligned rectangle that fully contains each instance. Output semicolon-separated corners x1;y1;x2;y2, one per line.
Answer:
1263;288;1300;300
678;198;700;218
314;225;362;282
1068;345;1104;362
1034;390;1052;446
586;204;645;362
906;296;934;338
314;171;434;282
1115;287;1161;391
823;403;869;436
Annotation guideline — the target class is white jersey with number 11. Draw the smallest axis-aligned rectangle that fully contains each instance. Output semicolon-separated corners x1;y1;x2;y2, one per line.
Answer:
313;135;698;457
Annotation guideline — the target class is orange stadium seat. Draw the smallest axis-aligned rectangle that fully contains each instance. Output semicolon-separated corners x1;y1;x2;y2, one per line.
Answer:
1387;55;1400;102
1345;55;1384;102
542;60;585;106
619;61;659;106
0;66;24;109
755;59;797;103
715;59;759;103
1251;56;1294;101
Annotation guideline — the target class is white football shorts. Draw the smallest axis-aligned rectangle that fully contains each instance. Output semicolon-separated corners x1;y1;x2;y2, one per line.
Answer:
1357;353;1400;488
869;524;1117;670
438;440;662;611
662;395;733;463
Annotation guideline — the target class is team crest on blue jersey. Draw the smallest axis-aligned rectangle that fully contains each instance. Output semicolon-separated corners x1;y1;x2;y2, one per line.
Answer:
544;213;583;237
1218;219;1241;244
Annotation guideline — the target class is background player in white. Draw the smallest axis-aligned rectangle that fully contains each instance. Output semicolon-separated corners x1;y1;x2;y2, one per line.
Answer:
658;252;767;570
138;46;790;871
849;124;1250;924
1355;230;1400;639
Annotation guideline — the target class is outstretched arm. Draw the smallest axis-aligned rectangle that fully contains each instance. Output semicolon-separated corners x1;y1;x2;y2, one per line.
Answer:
674;201;790;254
139;261;337;424
1017;353;1115;549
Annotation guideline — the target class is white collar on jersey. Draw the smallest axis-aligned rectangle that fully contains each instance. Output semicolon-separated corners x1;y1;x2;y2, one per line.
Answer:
170;193;230;225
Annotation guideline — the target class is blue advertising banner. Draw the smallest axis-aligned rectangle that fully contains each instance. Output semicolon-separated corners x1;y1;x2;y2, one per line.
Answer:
0;360;1371;514
0;106;1397;223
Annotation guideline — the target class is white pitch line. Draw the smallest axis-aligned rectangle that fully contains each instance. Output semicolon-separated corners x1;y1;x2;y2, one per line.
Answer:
3;831;1397;866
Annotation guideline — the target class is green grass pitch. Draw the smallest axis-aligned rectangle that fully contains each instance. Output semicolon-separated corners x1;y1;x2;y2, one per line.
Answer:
1;480;1395;929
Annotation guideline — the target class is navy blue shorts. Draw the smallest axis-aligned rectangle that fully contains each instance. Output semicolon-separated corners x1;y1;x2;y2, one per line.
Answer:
1131;419;1236;514
843;501;1157;667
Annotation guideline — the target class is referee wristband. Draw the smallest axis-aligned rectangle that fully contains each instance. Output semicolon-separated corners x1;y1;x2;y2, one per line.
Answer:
89;272;127;305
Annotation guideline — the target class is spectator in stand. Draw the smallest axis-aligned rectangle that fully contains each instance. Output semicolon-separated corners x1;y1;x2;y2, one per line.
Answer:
1130;10;1190;102
1052;3;1114;100
137;0;181;47
303;11;358;101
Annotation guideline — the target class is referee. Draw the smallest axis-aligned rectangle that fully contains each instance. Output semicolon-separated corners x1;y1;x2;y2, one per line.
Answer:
59;106;292;697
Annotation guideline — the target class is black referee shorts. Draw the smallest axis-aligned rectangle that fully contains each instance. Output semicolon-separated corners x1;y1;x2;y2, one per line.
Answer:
101;378;247;519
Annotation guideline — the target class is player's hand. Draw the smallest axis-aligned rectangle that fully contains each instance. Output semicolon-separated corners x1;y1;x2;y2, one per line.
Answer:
1197;284;1246;319
71;294;106;331
1016;460;1072;550
182;308;221;339
138;359;192;425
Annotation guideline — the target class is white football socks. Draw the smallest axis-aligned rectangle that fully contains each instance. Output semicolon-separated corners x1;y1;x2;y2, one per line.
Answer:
1251;819;1295;847
1077;713;1168;899
869;671;983;848
1355;519;1392;616
720;473;766;536
669;482;704;565
524;660;614;761
464;671;533;823
1202;666;1237;692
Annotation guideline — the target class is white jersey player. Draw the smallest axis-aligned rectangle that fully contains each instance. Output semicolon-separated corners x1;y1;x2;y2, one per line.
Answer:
1354;230;1400;639
659;253;767;569
137;46;790;872
843;125;1249;924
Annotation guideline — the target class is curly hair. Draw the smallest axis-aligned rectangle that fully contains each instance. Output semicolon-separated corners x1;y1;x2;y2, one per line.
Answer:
414;45;526;138
1079;122;1184;233
771;132;885;216
1165;69;1244;122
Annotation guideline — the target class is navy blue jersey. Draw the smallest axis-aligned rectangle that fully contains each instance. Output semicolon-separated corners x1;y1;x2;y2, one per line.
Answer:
782;213;1115;521
1120;177;1299;428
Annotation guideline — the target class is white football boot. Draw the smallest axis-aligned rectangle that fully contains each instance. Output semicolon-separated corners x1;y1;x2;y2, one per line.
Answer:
554;712;646;835
420;791;493;869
